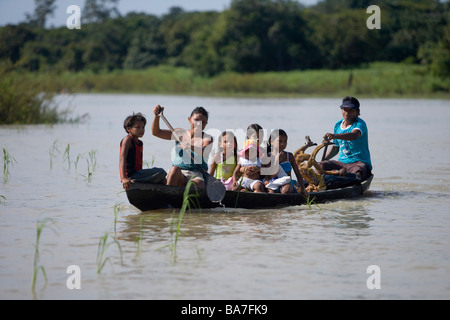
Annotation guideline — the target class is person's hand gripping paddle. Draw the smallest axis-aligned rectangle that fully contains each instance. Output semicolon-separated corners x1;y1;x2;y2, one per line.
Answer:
157;110;226;204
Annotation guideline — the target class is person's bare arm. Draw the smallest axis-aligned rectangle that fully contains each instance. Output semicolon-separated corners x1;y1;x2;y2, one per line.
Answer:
119;136;132;189
152;105;173;140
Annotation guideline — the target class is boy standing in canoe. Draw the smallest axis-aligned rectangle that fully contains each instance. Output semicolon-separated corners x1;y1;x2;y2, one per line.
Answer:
119;113;167;190
319;96;372;180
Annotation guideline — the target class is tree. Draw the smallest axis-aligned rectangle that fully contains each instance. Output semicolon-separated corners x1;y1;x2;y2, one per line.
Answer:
26;0;57;28
82;0;120;24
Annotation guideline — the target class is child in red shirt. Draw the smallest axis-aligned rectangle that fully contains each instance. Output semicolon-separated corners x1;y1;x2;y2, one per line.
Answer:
119;113;166;190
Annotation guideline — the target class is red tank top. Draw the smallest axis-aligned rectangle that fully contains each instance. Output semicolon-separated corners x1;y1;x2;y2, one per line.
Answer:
120;137;143;181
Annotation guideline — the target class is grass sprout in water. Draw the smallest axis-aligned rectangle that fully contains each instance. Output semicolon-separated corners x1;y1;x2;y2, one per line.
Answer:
96;233;123;274
31;219;57;294
305;195;323;213
48;140;59;170
63;144;71;171
82;150;98;182
169;178;200;262
2;147;17;183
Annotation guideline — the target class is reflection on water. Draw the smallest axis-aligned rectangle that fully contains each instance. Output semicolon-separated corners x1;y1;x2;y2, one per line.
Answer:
1;95;449;299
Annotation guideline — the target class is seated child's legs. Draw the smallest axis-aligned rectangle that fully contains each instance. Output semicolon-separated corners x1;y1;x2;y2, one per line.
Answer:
252;181;265;193
238;177;261;192
280;183;294;194
131;167;167;184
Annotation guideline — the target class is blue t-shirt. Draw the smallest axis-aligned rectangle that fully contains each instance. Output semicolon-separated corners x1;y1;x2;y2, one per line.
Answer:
333;117;372;170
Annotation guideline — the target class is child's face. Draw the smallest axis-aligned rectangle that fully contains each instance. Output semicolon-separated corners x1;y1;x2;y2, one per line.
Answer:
245;148;258;161
247;129;260;142
222;135;235;153
127;121;145;138
273;135;288;152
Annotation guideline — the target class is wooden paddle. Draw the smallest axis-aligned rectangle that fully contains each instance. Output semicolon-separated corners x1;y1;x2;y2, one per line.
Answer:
157;111;226;203
321;135;332;161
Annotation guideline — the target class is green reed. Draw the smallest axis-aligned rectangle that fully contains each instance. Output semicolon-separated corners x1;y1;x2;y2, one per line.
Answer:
31;219;57;293
82;149;98;182
304;195;323;213
96;233;123;274
169;178;200;262
48;140;59;170
2;147;17;183
0;195;5;204
113;203;121;236
73;153;83;180
63;144;71;171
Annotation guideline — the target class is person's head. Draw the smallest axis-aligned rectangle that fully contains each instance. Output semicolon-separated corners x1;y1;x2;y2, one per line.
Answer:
268;129;288;154
340;96;360;121
124;113;147;138
239;139;260;160
189;106;209;132
218;131;238;158
246;123;263;142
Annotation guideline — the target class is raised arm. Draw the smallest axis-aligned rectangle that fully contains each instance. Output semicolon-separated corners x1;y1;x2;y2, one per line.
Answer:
151;105;173;140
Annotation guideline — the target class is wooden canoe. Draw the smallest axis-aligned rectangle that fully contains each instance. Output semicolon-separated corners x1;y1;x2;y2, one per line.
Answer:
125;175;373;212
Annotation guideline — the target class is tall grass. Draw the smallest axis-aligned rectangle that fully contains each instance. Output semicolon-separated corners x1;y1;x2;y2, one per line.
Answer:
96;233;123;274
0;65;64;124
31;219;57;294
2;147;17;183
30;62;450;98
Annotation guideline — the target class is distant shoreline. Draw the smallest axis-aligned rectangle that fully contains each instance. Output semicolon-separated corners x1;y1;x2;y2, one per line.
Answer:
36;62;449;99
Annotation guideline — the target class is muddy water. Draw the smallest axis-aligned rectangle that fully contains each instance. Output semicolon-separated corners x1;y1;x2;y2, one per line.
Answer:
1;95;449;299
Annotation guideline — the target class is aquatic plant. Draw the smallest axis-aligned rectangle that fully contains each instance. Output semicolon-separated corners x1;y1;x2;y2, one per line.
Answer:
169;178;200;262
0;195;5;203
63;144;71;171
31;219;57;293
304;195;323;213
82;150;98;182
2;147;17;183
96;233;123;274
113;203;121;236
73;153;83;180
48;140;59;170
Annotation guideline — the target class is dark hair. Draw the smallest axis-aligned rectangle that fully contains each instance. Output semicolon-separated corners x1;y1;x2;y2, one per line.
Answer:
123;112;146;133
190;106;209;119
267;129;288;155
218;131;238;159
343;96;360;109
246;123;263;140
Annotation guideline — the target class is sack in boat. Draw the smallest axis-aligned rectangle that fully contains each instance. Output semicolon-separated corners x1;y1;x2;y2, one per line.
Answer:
221;177;234;190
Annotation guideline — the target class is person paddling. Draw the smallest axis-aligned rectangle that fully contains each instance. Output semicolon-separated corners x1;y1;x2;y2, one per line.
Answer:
152;105;213;188
319;96;372;180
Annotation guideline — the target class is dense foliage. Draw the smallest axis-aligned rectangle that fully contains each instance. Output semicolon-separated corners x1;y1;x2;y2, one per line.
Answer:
1;0;449;77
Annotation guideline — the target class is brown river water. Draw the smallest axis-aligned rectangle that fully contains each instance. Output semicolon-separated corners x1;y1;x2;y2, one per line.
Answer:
1;94;449;299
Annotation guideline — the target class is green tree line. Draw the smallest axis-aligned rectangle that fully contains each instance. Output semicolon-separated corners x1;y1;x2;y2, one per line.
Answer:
1;0;449;77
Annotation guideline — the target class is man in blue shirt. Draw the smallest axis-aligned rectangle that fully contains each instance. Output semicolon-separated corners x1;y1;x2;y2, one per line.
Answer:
320;96;372;180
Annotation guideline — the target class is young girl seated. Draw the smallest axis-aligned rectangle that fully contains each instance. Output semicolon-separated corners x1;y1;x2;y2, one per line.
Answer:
209;131;238;190
232;139;265;193
266;129;307;195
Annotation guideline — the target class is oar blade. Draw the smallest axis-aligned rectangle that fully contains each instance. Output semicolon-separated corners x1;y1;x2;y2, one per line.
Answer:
206;175;226;203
